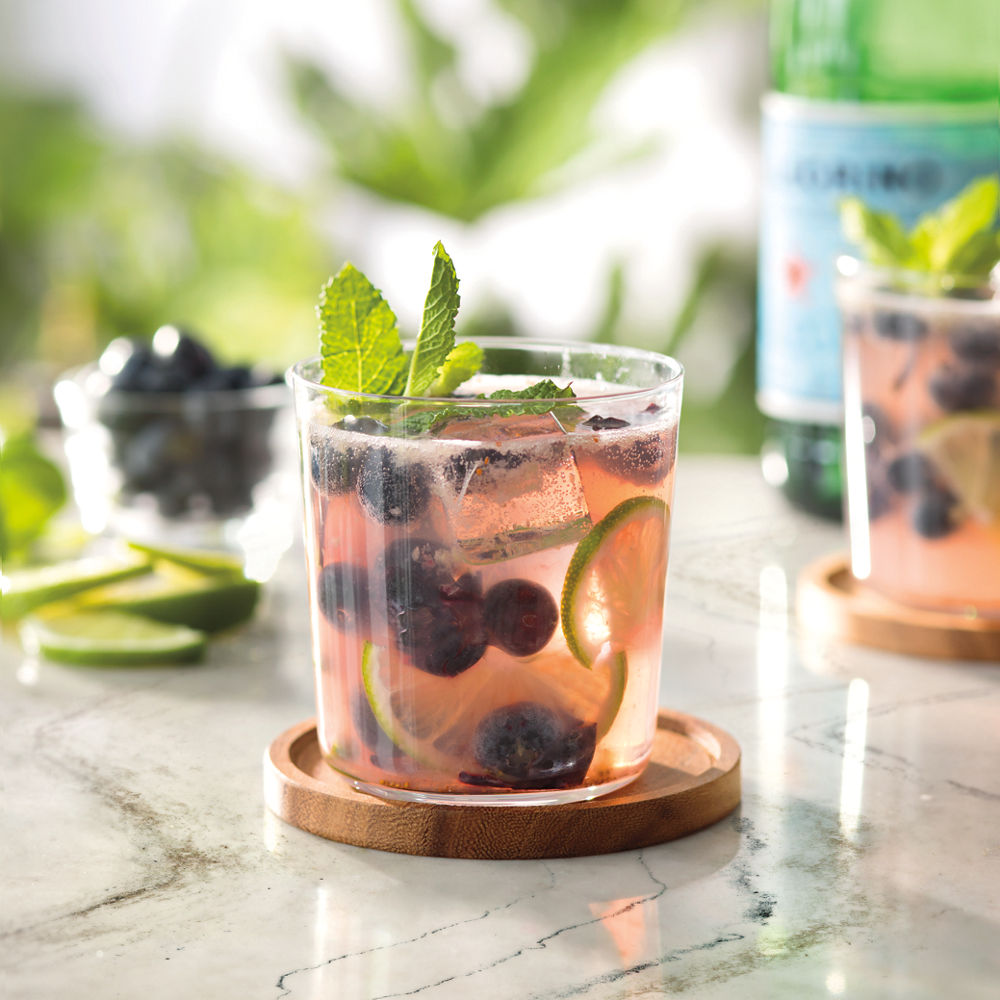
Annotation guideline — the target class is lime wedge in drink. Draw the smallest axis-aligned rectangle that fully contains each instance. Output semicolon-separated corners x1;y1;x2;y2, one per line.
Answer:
918;412;1000;524
361;640;627;769
77;563;260;633
1;554;152;621
560;495;670;668
21;609;206;666
124;539;246;576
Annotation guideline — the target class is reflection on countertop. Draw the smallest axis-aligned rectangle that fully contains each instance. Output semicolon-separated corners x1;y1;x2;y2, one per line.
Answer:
3;456;998;999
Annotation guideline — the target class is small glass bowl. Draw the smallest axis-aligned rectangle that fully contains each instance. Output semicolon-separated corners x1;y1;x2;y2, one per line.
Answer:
54;363;297;568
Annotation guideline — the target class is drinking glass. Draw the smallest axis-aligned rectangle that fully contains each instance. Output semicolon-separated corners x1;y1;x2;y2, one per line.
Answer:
288;339;683;805
839;258;1000;615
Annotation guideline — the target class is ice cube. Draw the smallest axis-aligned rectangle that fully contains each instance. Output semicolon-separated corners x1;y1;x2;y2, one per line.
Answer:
435;416;592;563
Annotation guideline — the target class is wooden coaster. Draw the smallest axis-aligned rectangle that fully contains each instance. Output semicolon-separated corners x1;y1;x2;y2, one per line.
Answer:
797;552;1000;661
263;710;741;860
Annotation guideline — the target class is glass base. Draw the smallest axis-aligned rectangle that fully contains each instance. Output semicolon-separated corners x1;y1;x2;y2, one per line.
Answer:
349;773;641;807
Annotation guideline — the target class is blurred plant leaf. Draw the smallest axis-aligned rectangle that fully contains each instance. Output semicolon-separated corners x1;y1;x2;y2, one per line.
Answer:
0;430;67;565
0;94;335;371
286;0;698;220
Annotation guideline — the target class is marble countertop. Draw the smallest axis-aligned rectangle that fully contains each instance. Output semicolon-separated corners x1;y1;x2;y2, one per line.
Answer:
3;456;998;999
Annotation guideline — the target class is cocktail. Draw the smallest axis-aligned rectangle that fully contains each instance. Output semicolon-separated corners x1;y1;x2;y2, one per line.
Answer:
838;176;1000;616
288;245;683;804
840;261;1000;614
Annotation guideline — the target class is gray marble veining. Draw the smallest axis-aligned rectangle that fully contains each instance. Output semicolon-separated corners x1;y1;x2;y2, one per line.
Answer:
3;457;998;999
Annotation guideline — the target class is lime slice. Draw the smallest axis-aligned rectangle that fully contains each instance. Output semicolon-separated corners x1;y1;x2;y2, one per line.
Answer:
21;610;206;666
125;539;245;576
1;554;152;622
560;495;670;667
361;640;627;769
918;412;1000;523
77;564;260;633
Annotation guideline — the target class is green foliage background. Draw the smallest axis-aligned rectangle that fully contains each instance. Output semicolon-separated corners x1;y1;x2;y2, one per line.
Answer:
0;0;764;460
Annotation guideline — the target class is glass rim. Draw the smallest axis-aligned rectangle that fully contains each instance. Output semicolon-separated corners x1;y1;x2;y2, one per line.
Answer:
836;254;1000;298
54;362;290;413
286;336;684;406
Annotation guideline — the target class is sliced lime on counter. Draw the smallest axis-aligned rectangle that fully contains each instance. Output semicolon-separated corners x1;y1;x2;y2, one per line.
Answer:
560;495;670;668
77;564;260;633
125;539;245;576
21;609;206;666
918;412;1000;523
1;554;152;621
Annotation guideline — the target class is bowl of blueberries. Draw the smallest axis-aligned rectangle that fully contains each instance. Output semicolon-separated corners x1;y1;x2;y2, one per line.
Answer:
54;325;295;552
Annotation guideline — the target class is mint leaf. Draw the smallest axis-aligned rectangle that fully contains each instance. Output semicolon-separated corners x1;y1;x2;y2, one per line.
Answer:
317;263;408;394
841;175;1000;284
404;241;462;395
395;379;581;435
428;342;484;396
839;197;914;268
485;379;576;403
918;175;999;274
948;229;1000;279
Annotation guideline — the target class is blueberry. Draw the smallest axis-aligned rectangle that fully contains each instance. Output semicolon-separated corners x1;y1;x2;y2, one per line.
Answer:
483;579;558;656
582;415;630;430
866;482;893;521
379;538;449;611
465;701;597;789
337;415;389;437
349;690;410;770
860;402;896;454
357;446;430;524
886;452;937;494
377;540;487;676
594;432;674;486
928;364;995;412
151;325;217;383
399;571;487;678
133;361;188;393
911;486;958;539
105;340;155;392
310;435;360;496
317;563;370;632
196;365;253;391
396;603;488;677
872;310;928;341
310;419;387;497
949;324;1000;365
444;447;508;491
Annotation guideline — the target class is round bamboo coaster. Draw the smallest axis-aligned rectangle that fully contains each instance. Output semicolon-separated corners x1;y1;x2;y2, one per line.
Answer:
263;710;741;860
797;552;1000;661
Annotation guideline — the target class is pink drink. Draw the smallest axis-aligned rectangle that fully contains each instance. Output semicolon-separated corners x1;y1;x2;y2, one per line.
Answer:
841;266;1000;614
290;342;683;805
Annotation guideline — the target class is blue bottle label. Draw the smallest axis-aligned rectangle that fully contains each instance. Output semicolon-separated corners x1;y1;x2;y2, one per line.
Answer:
757;93;999;423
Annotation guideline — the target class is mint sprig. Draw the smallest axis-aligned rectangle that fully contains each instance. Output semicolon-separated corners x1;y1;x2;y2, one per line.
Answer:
317;263;407;394
840;175;1000;287
396;380;582;436
404;241;462;395
316;242;577;433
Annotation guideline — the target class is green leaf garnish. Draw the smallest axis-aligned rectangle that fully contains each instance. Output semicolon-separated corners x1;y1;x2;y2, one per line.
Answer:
0;430;68;564
840;174;1000;287
427;341;483;397
395;379;582;435
315;242;586;433
404;241;461;395
317;263;408;394
840;198;914;269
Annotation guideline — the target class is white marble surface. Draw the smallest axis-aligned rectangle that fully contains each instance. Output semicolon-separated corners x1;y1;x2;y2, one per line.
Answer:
3;457;998;999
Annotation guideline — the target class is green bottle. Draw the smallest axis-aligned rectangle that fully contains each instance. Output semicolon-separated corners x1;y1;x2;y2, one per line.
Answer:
757;0;999;520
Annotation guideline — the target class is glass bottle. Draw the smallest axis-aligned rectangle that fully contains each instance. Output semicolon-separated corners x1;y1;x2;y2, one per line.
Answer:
757;0;999;519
